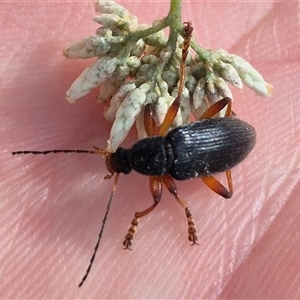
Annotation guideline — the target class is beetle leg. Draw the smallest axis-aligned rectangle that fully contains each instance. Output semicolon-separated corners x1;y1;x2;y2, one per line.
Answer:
158;96;181;137
123;176;163;249
199;97;232;120
162;175;199;245
144;103;156;137
158;24;193;137
201;171;233;198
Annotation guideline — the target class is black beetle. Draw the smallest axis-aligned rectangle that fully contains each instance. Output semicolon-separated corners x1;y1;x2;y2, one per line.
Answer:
105;96;256;250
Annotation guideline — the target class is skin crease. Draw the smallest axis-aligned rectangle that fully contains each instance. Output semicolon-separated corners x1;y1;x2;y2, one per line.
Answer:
1;1;300;298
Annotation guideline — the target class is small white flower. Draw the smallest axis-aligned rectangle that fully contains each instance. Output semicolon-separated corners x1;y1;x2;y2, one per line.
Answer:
185;71;198;94
66;57;118;103
193;77;206;109
109;83;150;150
92;35;116;55
153;80;173;125
219;61;243;89
95;0;131;20
213;77;233;99
93;13;122;27
240;73;273;96
126;56;142;74
121;83;149;110
230;55;273;96
64;36;97;59
130;39;146;57
162;65;179;90
215;49;230;60
206;80;215;95
145;90;159;104
93;13;138;33
156;94;175;126
177;87;191;125
104;81;136;121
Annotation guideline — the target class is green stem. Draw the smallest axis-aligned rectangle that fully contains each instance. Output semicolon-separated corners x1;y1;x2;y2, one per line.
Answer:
123;0;184;84
126;0;183;43
153;0;183;75
167;0;182;24
191;40;211;62
128;18;168;42
166;0;183;47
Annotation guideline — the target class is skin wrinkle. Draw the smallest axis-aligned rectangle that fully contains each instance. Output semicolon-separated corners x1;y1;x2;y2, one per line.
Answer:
220;178;300;298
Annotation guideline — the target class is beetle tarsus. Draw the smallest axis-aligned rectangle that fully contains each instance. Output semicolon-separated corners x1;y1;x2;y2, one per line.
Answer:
188;233;199;246
185;207;199;245
188;225;199;245
123;235;133;250
123;217;139;250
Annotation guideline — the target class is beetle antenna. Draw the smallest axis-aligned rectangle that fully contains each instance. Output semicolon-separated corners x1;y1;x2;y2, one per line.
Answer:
12;147;110;156
78;173;120;287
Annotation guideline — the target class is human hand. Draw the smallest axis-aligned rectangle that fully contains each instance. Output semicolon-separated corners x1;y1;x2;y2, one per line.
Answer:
2;1;299;298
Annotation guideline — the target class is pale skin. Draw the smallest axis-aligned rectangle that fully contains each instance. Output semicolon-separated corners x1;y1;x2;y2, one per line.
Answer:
1;1;300;298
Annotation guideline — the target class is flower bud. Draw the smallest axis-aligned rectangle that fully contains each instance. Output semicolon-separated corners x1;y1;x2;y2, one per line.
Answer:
64;36;97;59
95;0;130;18
104;81;136;121
193;77;206;109
109;83;150;150
219;61;243;89
66;57;118;103
230;55;273;96
214;77;233;99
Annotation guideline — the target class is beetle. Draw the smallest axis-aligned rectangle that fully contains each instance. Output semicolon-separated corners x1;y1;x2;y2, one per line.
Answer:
109;96;256;249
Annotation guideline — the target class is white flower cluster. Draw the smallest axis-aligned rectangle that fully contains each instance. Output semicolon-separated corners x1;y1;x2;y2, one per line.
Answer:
64;0;273;151
190;49;273;119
